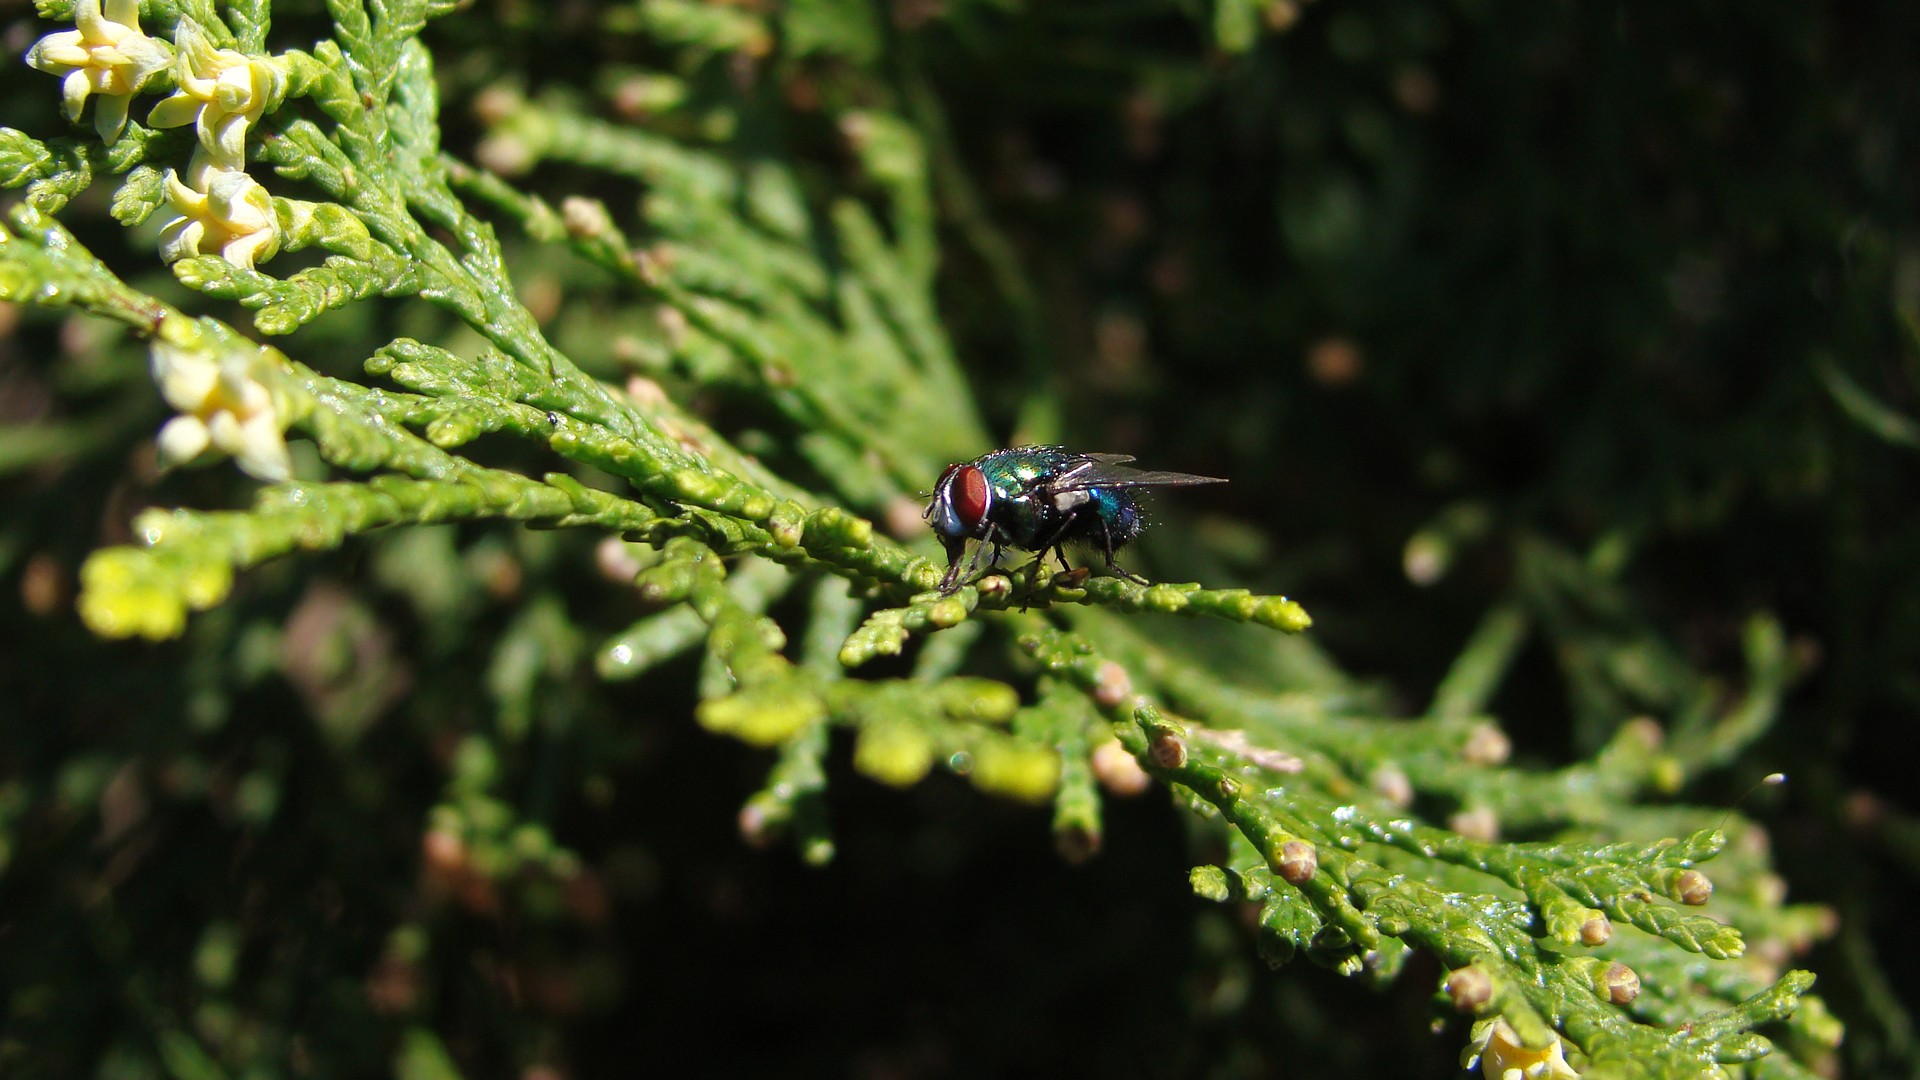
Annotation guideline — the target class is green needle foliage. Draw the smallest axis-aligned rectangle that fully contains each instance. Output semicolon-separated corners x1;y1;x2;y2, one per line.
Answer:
2;0;1907;1076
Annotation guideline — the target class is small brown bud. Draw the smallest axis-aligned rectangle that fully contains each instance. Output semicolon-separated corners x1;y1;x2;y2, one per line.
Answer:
520;274;563;324
1620;715;1665;749
422;828;467;877
1445;965;1494;1013
364;952;421;1014
1449;806;1500;842
1392;66;1440;114
595;537;643;583
1403;532;1447;586
475;549;523;599
20;553;65;616
1754;873;1787;906
471;85;521;125
559;196;612;239
1055;825;1101;865
1277;840;1318;885
1580;915;1613;947
633;245;674;287
1090;739;1152;797
474;132;532;176
884;496;928;542
1148;730;1188;770
838;112;872;147
1602;962;1640;1005
1092;661;1134;710
1789;633;1822;674
1674;869;1713;906
1370;762;1413;809
625;376;670;408
973;573;1013;600
1814;905;1841;939
1307;336;1363;387
1461;723;1511;765
1749;940;1788;981
737;802;776;848
654;304;689;347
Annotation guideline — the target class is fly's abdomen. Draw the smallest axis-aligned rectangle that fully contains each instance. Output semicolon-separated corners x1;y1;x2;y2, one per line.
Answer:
1063;487;1144;549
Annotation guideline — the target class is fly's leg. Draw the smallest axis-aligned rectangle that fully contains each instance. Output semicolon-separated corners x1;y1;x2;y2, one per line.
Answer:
937;524;1000;594
1030;507;1082;577
937;543;966;593
1007;510;1086;608
1098;516;1149;584
955;525;1006;590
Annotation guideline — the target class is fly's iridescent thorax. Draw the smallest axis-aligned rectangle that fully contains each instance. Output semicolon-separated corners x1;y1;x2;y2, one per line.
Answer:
969;446;1141;550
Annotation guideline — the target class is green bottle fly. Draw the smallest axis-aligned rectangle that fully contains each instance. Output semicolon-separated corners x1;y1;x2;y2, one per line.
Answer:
923;446;1225;593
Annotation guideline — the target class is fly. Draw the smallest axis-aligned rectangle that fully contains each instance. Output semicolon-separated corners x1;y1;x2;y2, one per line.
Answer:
923;445;1226;594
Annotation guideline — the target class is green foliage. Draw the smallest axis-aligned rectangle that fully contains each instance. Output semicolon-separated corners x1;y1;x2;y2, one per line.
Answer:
2;0;1910;1076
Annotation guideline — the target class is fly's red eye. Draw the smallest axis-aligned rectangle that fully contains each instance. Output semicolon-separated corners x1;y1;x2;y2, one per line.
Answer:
953;465;990;526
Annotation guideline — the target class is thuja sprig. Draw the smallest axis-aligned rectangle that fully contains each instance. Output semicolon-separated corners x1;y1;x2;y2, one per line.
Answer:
597;556;791;681
1009;621;1829;1077
1126;701;1818;1077
837;565;1314;667
80;471;657;640
739;720;836;864
1090;574;1834;1007
838;588;976;667
635;541;1058;804
10;2;1305;644
1119;596;1789;837
0;207;871;640
0;196;893;609
737;575;864;863
1056;610;1810;946
1011;678;1107;861
594;535;1039;793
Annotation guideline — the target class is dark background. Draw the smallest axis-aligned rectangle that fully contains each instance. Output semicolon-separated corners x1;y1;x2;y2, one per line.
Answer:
1;0;1916;1075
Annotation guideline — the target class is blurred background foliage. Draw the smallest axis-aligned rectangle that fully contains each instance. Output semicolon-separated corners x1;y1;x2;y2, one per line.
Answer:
0;0;1916;1076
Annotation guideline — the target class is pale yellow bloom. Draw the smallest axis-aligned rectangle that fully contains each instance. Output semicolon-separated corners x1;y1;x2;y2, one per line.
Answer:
146;20;288;166
1467;1019;1581;1080
158;152;281;270
150;337;291;482
24;0;174;142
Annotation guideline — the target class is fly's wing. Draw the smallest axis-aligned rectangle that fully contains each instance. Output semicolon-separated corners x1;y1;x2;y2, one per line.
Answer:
1048;458;1227;492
